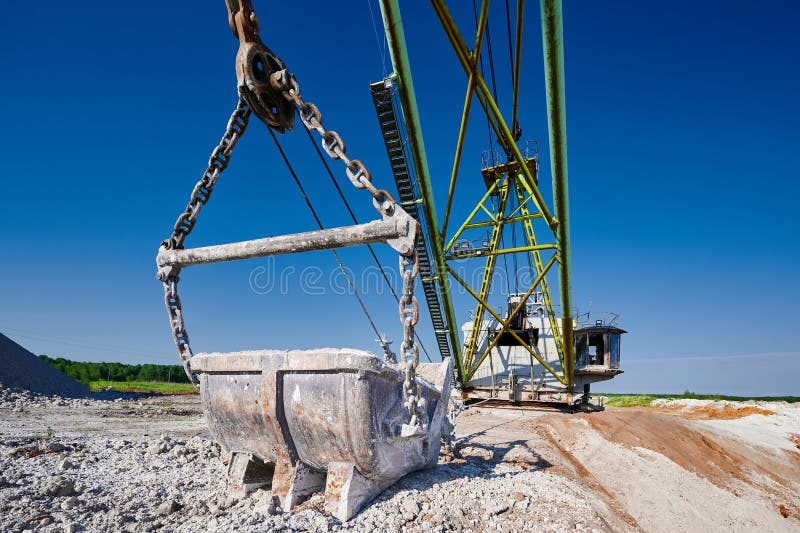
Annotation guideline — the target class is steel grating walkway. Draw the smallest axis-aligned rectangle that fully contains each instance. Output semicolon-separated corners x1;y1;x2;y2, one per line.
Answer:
370;79;452;360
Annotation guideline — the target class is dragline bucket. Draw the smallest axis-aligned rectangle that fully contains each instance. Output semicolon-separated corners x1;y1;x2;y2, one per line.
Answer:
192;350;452;520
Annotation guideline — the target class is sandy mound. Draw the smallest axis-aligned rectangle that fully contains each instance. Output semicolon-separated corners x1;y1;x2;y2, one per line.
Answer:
652;398;777;419
0;333;87;397
535;408;800;532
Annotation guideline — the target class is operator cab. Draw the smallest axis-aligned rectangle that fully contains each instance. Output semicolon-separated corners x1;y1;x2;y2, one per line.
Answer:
574;322;626;374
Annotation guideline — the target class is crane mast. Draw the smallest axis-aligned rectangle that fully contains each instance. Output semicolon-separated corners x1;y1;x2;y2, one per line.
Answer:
374;0;621;403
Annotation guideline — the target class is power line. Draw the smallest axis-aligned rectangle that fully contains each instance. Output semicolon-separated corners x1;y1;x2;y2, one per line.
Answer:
2;327;154;360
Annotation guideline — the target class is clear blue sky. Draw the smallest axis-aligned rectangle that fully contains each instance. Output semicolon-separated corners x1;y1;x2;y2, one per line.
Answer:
1;1;797;395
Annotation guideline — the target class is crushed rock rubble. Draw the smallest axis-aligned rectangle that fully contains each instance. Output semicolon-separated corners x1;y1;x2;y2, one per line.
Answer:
0;433;611;533
0;386;134;412
0;386;617;533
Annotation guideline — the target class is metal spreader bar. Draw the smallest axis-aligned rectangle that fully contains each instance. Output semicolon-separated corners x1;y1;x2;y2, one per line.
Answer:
157;212;416;271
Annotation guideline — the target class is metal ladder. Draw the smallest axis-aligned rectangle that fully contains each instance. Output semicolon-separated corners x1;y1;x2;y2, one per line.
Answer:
370;80;452;360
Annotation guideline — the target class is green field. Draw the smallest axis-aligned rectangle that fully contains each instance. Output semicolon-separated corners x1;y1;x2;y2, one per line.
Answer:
89;380;197;394
601;392;800;407
40;355;191;386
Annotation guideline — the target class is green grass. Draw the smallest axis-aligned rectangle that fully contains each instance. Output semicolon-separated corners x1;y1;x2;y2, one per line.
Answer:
89;380;197;394
601;392;800;407
603;395;655;407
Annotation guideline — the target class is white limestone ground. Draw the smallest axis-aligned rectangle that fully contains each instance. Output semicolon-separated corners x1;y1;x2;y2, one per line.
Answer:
0;385;625;533
1;386;798;532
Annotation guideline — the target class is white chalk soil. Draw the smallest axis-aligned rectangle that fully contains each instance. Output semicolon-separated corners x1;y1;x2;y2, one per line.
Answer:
1;388;798;532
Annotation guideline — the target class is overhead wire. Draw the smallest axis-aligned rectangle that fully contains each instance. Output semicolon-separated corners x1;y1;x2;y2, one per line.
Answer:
485;17;514;296
485;20;506;158
477;1;534;298
504;0;520;139
471;0;511;298
511;188;520;293
2;327;155;361
505;0;515;80
500;1;533;296
472;0;495;152
511;0;525;139
300;124;432;362
366;0;388;77
506;1;532;288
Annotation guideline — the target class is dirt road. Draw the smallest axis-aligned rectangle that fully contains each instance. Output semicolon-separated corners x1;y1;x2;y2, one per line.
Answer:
1;389;798;532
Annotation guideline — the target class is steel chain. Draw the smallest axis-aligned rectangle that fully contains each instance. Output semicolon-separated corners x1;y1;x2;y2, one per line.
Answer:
283;88;399;218
280;84;427;430
161;98;251;252
399;249;427;428
162;278;197;385
158;96;251;385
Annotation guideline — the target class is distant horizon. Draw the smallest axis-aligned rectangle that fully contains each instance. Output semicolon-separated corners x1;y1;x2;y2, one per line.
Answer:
10;330;797;397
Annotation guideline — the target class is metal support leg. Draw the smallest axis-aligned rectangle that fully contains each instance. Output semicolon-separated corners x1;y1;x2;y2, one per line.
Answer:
325;462;396;522
271;458;326;511
226;452;275;499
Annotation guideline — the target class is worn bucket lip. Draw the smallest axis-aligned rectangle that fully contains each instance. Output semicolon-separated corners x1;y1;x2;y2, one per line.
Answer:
190;347;385;374
190;348;453;393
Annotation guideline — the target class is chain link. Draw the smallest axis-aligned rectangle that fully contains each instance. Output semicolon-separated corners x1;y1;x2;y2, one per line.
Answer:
163;278;197;386
161;98;251;252
283;87;399;219
399;248;427;428
158;97;251;385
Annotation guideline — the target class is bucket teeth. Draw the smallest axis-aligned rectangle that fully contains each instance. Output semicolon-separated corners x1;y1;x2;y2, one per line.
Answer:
272;460;326;510
325;462;397;521
226;452;274;500
225;454;402;521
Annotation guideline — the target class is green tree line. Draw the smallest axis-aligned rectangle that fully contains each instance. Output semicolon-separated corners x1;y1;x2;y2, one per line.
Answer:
39;355;190;385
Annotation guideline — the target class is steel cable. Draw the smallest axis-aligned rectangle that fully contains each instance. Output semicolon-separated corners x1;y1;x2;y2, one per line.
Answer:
266;128;388;355
472;0;495;151
269;127;432;363
300;123;433;362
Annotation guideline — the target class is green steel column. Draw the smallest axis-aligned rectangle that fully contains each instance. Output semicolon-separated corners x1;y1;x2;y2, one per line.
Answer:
540;0;575;391
378;0;465;382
